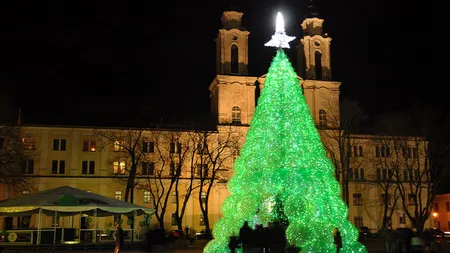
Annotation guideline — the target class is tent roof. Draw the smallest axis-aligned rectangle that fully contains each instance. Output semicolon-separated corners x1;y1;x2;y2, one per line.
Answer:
0;186;155;217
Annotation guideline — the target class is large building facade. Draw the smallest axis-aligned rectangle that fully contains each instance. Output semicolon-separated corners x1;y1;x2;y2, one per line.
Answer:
0;8;434;239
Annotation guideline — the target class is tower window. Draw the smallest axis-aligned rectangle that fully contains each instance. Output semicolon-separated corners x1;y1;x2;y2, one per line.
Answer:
314;51;322;80
319;109;327;128
231;45;239;73
232;106;241;124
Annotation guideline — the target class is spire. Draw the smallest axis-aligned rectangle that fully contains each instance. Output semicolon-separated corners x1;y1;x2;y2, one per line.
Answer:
305;0;320;18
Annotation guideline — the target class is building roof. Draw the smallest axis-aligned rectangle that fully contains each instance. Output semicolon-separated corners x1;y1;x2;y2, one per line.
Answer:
0;186;154;217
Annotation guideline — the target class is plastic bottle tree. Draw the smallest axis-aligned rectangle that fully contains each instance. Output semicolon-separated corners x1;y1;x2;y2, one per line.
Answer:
204;12;367;253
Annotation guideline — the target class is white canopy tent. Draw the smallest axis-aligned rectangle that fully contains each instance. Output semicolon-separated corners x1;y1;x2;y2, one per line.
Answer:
0;186;155;244
0;186;154;216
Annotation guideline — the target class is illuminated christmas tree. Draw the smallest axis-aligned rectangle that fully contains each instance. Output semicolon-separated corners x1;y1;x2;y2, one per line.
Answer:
204;12;367;253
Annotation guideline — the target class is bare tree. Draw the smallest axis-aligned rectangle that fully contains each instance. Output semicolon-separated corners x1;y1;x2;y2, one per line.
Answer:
136;129;187;231
377;106;450;234
370;134;404;228
0;125;36;194
320;97;368;205
94;128;146;203
197;126;241;236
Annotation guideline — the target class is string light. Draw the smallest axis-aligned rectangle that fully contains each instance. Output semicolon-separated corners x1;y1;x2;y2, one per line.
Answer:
204;12;367;253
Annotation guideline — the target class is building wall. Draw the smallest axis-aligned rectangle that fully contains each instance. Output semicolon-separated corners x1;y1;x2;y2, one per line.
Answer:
432;194;450;231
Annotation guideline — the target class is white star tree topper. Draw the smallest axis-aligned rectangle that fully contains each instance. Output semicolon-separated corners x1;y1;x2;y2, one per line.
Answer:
265;12;296;48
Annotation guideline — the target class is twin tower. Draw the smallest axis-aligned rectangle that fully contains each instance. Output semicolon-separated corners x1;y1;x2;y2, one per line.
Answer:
209;7;341;129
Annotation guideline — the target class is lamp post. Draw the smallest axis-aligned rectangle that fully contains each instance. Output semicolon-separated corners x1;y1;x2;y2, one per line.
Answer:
432;212;439;229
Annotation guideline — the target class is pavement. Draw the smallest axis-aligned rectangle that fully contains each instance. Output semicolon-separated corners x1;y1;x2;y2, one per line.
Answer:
2;237;450;252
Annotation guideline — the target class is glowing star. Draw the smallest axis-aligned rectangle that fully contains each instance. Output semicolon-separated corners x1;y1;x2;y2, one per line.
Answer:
265;12;296;48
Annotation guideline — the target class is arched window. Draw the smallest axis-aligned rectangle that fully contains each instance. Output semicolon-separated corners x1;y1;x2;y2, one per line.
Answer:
231;45;239;73
315;51;322;80
319;109;327;128
232;106;241;124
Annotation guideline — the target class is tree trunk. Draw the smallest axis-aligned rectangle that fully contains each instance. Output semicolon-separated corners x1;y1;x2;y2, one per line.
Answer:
157;216;165;231
204;210;211;235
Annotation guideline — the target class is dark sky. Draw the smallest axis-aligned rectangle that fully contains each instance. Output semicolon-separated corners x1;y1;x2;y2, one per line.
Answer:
0;0;437;127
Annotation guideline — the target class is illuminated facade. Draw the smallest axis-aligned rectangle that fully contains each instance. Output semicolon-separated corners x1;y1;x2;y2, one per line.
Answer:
0;9;433;237
432;194;450;232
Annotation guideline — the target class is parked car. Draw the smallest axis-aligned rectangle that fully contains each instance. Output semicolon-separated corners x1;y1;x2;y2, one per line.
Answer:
359;226;371;239
424;228;444;239
195;229;212;239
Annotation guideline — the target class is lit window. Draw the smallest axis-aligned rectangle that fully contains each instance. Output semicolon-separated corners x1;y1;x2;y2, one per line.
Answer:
144;191;151;204
200;192;206;204
82;140;96;152
115;191;122;200
232;106;241;124
22;137;36;150
114;141;126;152
113;161;126;175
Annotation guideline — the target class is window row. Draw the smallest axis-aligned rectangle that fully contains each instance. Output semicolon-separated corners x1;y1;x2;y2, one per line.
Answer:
20;138;181;155
114;190;206;207
433;202;450;212
337;168;422;181
376;168;420;181
353;193;417;206
20;159;212;177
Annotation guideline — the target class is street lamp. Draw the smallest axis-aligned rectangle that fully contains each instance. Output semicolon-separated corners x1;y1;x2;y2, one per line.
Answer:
432;212;439;229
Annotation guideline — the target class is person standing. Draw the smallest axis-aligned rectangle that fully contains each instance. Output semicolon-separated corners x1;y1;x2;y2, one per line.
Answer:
333;227;343;253
239;220;253;253
383;225;398;253
114;224;124;253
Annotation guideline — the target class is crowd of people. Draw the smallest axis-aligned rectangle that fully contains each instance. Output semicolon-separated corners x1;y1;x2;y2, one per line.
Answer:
383;224;444;253
229;220;288;253
228;221;343;253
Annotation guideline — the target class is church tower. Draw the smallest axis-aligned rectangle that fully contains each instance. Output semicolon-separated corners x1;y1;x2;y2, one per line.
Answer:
296;1;341;128
209;10;257;125
215;10;249;75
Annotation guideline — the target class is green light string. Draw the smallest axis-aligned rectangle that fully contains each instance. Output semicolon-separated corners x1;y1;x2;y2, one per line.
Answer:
204;49;367;253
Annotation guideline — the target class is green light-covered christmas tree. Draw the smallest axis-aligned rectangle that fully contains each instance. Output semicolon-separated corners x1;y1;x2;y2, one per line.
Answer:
204;12;367;253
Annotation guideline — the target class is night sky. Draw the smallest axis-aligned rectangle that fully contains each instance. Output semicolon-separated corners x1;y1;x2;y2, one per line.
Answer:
0;0;437;127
